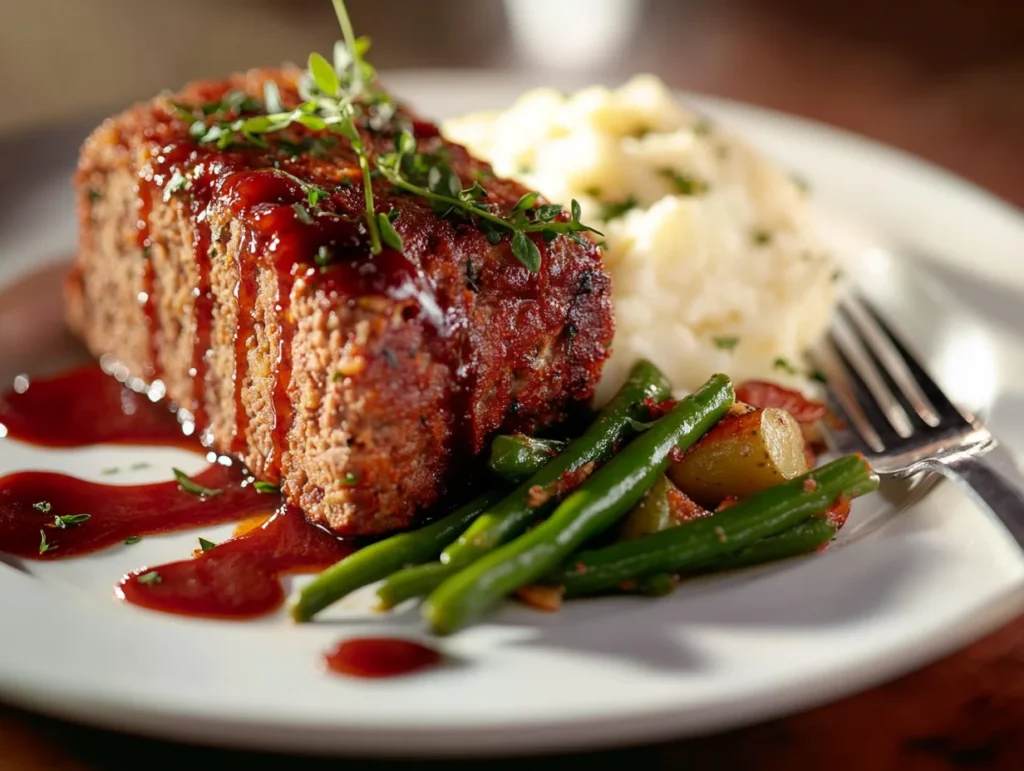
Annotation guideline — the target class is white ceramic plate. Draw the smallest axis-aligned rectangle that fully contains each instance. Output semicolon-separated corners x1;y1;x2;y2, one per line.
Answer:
1;71;1023;758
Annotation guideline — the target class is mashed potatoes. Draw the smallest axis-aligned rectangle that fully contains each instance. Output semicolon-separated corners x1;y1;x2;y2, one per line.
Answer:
442;75;838;402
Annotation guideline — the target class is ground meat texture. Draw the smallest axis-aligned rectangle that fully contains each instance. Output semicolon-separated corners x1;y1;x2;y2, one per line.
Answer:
65;68;614;535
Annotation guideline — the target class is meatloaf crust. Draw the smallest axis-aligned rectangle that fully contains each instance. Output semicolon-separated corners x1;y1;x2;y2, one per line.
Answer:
65;68;614;535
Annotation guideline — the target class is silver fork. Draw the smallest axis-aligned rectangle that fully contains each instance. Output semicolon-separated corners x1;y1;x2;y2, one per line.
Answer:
810;293;1024;547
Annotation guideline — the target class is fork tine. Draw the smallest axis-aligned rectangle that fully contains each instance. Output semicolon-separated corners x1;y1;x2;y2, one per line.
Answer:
841;295;942;427
809;337;886;453
830;310;915;438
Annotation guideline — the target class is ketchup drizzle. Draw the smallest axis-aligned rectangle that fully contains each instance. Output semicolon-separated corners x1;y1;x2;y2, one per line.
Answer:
136;182;163;385
271;272;296;474
190;221;214;435
0;463;271;559
231;252;258;456
0;365;195;451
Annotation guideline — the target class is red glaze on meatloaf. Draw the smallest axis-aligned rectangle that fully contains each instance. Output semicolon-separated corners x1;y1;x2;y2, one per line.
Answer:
65;67;614;535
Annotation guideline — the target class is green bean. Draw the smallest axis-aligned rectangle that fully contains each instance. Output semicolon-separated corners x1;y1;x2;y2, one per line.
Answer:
423;373;734;635
377;359;672;604
376;561;452;610
551;454;877;598
631;517;837;597
710;516;837;571
489;435;566;482
635;572;677;596
290;490;504;622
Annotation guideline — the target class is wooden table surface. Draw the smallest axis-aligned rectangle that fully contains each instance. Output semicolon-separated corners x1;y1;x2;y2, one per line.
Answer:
2;1;1023;768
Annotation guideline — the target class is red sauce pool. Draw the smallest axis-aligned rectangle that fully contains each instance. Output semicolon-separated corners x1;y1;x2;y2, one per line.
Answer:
0;364;196;451
325;638;442;679
0;463;273;559
116;504;354;619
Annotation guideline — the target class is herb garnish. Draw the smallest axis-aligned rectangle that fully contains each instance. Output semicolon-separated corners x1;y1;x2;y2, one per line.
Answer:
307;186;328;207
810;370;828;384
713;336;740;350
124;535;142;545
52;514;91;529
659;168;709;196
172;468;223;497
198;537;217;552
773;357;799;375
169;0;599;272
752;229;773;247
38;530;55;555
374;137;598;269
137;571;162;585
292;203;314;225
33;501;51;513
340;471;359;486
254;481;281;494
163;169;190;202
598;197;639;221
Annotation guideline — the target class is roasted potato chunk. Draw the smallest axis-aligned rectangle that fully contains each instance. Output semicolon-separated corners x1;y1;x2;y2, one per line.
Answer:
668;407;808;507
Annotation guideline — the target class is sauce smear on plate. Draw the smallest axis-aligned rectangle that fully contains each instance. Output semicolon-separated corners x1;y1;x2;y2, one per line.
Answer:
325;638;442;678
0;464;271;559
0;364;196;450
116;505;354;619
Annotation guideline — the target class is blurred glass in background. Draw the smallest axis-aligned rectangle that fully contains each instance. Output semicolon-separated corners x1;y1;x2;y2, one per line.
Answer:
0;0;1021;205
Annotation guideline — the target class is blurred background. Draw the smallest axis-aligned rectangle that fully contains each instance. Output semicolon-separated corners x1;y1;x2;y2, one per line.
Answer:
0;0;1022;206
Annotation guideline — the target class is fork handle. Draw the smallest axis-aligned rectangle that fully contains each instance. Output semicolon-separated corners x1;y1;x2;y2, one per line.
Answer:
926;446;1024;547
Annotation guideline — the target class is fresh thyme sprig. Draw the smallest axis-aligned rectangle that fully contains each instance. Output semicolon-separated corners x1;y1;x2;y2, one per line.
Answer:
170;0;601;271
376;130;601;271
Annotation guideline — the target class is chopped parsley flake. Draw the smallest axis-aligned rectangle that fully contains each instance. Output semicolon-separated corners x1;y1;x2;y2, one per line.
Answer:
773;357;799;375
791;173;810;194
693;119;714;136
137;571;162;585
38;530;55;555
163;169;190;202
52;514;90;529
198;537;217;552
307;186;329;207
752;229;773;247
253;481;280;494
659;168;709;196
714;336;740;351
172;468;223;497
292;203;314;225
598;197;639;221
33;501;51;513
124;535;142;545
340;472;359;487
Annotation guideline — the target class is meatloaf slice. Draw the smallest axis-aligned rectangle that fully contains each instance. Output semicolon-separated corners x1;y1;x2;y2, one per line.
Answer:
65;67;614;535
